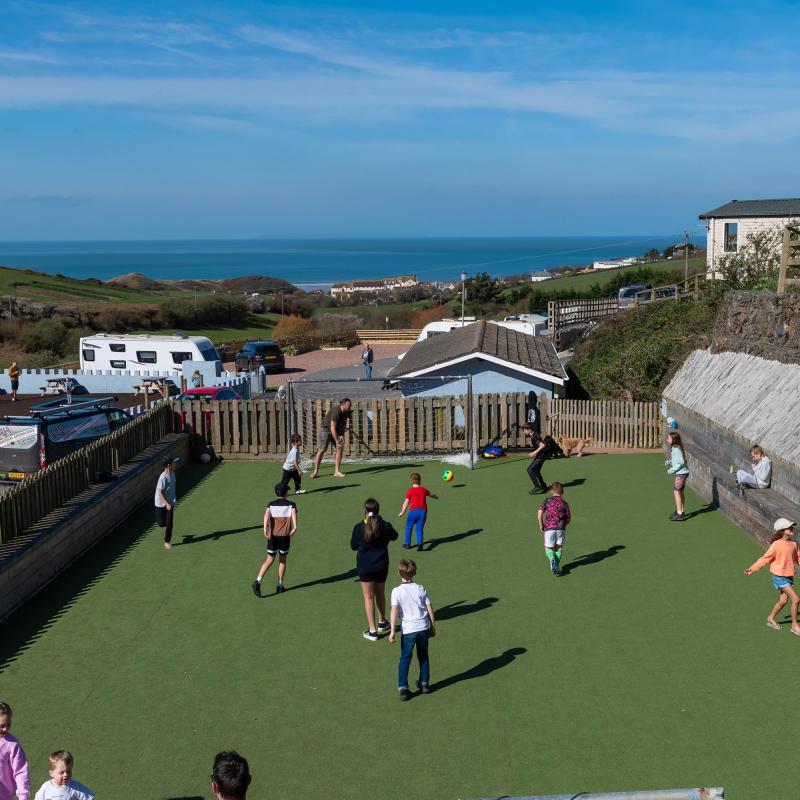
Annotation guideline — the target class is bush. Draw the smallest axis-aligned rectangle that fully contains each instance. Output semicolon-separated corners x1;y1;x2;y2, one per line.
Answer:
312;312;362;339
24;349;62;368
568;288;724;401
21;320;71;355
92;305;158;332
273;315;315;339
411;304;448;328
155;295;248;329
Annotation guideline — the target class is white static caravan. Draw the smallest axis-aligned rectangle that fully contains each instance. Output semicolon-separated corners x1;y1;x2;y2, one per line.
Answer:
416;316;547;342
80;333;219;374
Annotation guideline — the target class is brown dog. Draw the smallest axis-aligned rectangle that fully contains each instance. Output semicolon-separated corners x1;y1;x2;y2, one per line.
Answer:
558;435;593;457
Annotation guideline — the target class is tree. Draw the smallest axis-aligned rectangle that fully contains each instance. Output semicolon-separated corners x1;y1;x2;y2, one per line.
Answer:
411;304;449;328
465;272;501;314
716;223;793;290
644;248;661;260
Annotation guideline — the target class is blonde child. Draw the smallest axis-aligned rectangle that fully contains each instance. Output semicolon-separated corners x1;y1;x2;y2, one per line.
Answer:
281;433;305;495
398;472;438;551
0;702;29;800
389;559;436;700
33;752;92;800
745;518;800;635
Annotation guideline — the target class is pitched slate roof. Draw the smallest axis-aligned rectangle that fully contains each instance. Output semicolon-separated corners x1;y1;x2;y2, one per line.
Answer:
387;320;567;381
699;199;800;219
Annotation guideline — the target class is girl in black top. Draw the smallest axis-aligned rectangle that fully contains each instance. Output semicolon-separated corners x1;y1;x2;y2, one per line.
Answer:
351;498;398;641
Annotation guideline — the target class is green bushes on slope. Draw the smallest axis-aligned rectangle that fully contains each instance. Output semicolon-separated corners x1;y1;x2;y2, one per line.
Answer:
568;288;725;401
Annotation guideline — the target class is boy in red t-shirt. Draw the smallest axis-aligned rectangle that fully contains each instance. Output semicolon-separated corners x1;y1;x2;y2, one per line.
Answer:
398;472;438;551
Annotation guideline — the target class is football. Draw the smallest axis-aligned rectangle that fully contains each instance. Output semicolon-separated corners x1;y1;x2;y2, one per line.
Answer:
441;469;454;482
199;452;212;464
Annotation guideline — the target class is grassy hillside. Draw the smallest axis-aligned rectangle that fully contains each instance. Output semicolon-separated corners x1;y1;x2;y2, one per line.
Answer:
531;254;706;295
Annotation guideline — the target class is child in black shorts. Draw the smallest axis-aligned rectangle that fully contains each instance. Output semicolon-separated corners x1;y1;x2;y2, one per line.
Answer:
252;482;298;597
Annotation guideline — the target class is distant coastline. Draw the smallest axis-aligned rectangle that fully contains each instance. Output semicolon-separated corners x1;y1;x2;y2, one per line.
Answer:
0;236;701;288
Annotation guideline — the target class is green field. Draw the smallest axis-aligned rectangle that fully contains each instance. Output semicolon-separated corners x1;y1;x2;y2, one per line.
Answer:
532;255;707;294
0;453;786;799
138;312;281;345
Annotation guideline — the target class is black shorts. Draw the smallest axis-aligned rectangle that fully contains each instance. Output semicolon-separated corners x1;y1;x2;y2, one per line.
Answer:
267;535;291;555
10;380;18;391
359;569;388;584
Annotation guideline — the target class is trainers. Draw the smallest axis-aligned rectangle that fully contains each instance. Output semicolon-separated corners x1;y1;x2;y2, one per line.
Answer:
376;620;391;634
399;688;411;701
251;580;261;598
737;481;746;496
550;557;558;574
295;488;306;495
416;682;432;694
402;544;412;550
362;630;379;642
669;511;681;520
529;488;546;495
276;584;286;594
417;543;424;552
670;513;685;522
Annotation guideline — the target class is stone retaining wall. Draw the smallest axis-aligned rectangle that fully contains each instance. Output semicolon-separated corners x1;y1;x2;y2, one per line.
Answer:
0;432;189;621
712;290;800;364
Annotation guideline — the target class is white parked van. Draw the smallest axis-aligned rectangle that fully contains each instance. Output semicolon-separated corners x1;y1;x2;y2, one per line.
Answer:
80;333;219;374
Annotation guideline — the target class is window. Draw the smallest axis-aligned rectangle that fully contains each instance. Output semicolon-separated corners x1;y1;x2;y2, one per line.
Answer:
171;351;192;365
107;410;130;429
110;360;126;369
109;343;126;353
724;222;738;253
136;351;157;364
201;347;219;362
82;349;95;362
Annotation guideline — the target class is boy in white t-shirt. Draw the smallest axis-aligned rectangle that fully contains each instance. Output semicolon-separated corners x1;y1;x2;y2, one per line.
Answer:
34;751;93;800
389;559;436;700
281;434;305;495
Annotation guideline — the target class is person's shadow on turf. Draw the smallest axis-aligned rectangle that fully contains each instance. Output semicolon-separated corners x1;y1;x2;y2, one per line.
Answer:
287;567;359;593
559;478;586;488
308;483;360;494
433;647;526;691
436;597;498;621
426;528;482;550
178;525;261;545
559;544;625;576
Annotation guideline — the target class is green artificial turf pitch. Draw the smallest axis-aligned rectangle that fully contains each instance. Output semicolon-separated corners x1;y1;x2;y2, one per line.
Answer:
0;454;789;799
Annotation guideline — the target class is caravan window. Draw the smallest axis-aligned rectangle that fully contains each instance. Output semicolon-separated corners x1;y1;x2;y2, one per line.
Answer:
110;360;126;369
82;349;95;362
136;351;157;364
109;343;126;353
171;352;192;364
200;347;219;362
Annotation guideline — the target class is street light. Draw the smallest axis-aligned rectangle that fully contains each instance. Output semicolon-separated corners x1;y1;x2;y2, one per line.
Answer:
460;271;467;325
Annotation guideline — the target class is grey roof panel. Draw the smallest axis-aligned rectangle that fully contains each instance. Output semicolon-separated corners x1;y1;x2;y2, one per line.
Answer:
386;320;567;380
699;199;800;219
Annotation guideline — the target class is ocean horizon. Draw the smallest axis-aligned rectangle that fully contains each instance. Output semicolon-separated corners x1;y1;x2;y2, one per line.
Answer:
0;236;700;288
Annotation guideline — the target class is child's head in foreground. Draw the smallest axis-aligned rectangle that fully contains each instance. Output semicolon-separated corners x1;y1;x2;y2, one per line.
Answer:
291;433;302;447
0;702;11;737
398;558;417;581
48;751;74;787
410;472;421;485
550;481;563;496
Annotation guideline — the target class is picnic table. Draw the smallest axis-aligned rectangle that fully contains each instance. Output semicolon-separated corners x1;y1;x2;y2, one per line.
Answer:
39;377;80;397
133;377;171;396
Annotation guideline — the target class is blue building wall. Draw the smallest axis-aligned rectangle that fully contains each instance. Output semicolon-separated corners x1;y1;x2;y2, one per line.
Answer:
400;358;562;398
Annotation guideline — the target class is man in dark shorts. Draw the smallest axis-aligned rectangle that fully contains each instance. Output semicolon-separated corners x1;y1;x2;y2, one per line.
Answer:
252;482;298;597
310;397;352;478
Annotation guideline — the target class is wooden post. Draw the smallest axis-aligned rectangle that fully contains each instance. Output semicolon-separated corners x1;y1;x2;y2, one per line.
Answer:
778;224;792;294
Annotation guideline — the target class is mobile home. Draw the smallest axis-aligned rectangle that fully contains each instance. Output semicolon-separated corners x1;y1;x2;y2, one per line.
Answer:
80;334;219;374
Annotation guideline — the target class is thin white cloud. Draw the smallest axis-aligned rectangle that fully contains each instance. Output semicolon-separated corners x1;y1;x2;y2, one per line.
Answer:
0;50;59;64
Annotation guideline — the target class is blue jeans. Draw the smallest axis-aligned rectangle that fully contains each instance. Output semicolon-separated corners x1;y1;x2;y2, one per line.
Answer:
364;362;372;379
404;509;427;546
398;629;430;689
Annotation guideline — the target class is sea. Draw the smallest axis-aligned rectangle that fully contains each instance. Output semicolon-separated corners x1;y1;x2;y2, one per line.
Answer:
0;236;698;289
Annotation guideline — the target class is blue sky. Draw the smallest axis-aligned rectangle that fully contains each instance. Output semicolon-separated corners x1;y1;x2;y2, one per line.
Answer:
1;0;799;240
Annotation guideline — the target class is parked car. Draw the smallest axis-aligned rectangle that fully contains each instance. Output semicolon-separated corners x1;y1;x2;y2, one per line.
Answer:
0;397;133;482
175;387;243;403
234;341;285;373
618;284;653;309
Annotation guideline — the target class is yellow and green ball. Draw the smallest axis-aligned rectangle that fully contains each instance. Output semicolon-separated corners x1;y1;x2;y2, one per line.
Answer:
441;469;454;482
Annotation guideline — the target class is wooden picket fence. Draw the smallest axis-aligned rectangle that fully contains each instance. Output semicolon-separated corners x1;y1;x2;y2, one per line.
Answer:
172;394;661;457
0;402;174;546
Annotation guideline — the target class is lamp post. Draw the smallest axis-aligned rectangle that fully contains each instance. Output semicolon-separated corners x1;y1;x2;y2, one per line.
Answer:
460;271;467;325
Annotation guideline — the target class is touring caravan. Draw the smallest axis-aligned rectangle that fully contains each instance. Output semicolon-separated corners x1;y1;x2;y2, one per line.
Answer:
416;316;547;342
80;333;219;374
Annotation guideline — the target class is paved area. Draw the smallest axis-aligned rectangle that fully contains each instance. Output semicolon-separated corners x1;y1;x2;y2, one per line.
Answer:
225;343;410;383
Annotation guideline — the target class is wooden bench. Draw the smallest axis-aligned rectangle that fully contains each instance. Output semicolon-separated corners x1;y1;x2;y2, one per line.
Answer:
684;435;800;547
